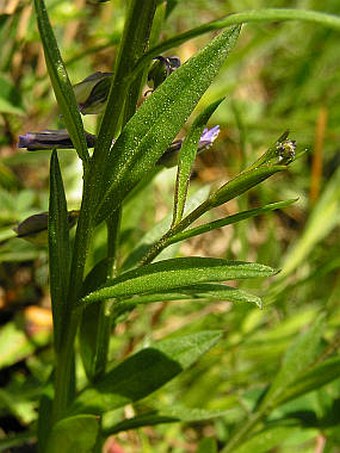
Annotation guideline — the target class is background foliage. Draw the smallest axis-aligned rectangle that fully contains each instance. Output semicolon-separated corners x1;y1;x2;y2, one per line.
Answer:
0;0;339;451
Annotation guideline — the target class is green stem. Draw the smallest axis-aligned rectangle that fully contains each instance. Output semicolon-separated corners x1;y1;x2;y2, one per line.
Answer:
140;164;285;264
91;210;121;380
52;311;78;422
221;408;267;452
51;0;158;419
140;200;211;264
93;0;157;184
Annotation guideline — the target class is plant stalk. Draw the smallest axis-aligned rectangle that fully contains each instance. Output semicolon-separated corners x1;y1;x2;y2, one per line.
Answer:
51;0;158;420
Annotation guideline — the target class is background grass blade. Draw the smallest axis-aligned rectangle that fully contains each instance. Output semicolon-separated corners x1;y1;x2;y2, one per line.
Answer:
138;8;340;66
259;314;326;410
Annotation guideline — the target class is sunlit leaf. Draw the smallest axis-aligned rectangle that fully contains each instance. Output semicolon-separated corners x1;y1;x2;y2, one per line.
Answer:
95;25;241;223
80;258;275;307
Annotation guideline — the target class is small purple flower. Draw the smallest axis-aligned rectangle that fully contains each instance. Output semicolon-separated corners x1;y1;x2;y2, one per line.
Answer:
18;129;96;151
198;125;220;151
157;125;220;167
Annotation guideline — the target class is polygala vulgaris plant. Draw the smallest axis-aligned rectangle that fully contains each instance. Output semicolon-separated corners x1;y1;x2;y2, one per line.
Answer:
14;1;340;451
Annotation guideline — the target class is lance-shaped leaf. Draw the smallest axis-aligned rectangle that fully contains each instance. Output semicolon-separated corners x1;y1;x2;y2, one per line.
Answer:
168;199;297;246
48;151;70;350
95;25;241;223
173;99;223;226
68;331;222;415
111;283;263;309
34;0;89;163
80;257;275;307
208;166;286;209
105;405;238;436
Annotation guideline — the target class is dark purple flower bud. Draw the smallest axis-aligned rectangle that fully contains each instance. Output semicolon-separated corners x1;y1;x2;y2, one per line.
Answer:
14;211;79;245
73;71;113;115
147;55;181;91
18;129;97;151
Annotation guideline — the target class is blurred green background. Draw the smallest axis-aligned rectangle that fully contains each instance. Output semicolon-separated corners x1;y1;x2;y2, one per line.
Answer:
0;1;339;451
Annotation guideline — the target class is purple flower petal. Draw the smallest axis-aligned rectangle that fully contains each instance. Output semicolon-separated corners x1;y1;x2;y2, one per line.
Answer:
198;125;220;150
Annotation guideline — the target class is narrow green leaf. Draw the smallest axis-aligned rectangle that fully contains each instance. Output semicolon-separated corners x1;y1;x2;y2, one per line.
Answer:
80;258;275;306
106;406;232;436
69;331;221;415
169;199;297;245
33;0;89;163
45;415;99;453
95;25;241;223
274;356;340;407
209;166;286;208
106;413;178;435
114;284;263;308
260;315;325;410
173;99;224;226
48;151;70;350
